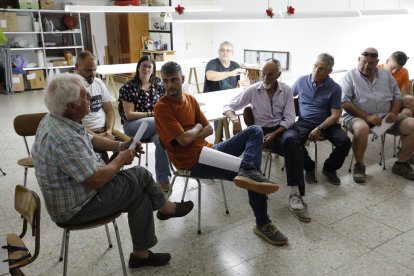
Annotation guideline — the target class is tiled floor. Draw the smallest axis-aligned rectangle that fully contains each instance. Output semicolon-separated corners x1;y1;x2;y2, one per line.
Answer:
1;89;414;276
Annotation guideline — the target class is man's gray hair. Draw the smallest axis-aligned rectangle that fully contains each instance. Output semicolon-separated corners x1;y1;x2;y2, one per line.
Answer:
265;58;282;71
317;53;335;69
44;74;85;116
219;41;234;50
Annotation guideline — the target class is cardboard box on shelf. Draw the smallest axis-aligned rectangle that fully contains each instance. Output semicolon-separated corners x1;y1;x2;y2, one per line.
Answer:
11;73;24;92
51;60;68;67
18;0;40;10
25;70;45;90
40;0;55;10
0;11;18;32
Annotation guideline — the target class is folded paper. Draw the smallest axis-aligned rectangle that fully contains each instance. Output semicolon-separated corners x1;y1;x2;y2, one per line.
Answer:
199;146;241;172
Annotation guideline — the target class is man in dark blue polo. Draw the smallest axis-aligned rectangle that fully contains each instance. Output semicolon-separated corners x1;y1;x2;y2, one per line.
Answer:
291;53;351;185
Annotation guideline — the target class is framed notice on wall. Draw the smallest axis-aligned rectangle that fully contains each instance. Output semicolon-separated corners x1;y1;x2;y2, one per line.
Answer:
244;49;290;71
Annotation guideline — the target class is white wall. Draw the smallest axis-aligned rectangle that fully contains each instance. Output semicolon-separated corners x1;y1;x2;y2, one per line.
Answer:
171;0;414;81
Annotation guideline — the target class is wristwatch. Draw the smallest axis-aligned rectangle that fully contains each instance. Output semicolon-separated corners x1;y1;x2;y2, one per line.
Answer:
316;126;324;132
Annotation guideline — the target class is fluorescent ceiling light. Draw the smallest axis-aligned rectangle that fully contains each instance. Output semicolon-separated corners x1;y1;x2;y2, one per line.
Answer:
64;5;222;13
281;10;360;19
359;9;409;16
164;12;283;22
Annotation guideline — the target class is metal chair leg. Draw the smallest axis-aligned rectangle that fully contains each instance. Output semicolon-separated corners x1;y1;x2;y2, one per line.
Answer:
196;179;202;234
59;229;66;261
314;141;318;182
104;224;113;248
181;178;190;202
167;175;178;198
113;220;127;276
220;180;229;214
348;154;354;173
380;134;386;170
63;230;70;276
145;143;148;166
0;168;5;176
23;167;28;187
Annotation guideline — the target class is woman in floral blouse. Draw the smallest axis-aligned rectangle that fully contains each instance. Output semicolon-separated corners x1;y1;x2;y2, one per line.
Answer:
118;55;170;191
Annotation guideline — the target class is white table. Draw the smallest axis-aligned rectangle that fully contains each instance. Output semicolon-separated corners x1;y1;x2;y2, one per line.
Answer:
193;88;244;143
97;58;210;98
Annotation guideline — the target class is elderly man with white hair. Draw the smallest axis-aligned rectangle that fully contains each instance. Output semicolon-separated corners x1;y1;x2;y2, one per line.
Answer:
31;74;193;269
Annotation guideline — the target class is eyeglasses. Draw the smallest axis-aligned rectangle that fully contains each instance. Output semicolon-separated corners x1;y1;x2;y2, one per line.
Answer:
140;64;153;70
219;49;233;53
361;52;378;58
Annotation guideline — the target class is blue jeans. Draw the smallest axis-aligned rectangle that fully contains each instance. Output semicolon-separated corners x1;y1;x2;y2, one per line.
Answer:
189;125;271;226
124;117;170;183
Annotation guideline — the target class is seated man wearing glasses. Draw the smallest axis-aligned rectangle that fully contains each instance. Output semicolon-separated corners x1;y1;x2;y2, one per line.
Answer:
291;53;351;186
341;48;414;183
203;41;247;141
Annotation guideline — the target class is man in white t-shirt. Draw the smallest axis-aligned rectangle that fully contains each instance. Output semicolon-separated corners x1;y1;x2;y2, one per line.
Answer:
76;51;129;161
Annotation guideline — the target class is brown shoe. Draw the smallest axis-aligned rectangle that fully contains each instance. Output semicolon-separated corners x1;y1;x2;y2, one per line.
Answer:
392;162;414;180
156;201;194;220
128;251;171;268
353;162;366;183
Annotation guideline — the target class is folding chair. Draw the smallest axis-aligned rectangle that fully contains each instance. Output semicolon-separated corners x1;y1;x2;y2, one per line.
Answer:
13;113;47;187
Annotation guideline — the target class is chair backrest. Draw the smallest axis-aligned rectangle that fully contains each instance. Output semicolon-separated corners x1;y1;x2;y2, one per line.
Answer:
243;106;255;126
13;112;47;155
14;184;41;266
293;96;299;117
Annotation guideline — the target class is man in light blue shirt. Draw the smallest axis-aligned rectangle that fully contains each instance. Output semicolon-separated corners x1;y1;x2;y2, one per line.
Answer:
341;47;414;183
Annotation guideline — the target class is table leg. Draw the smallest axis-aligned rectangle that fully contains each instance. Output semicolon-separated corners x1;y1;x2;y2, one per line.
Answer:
193;68;200;93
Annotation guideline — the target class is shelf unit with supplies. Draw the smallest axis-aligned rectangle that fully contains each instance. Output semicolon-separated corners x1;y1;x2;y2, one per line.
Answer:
0;8;86;94
139;49;175;62
147;0;173;51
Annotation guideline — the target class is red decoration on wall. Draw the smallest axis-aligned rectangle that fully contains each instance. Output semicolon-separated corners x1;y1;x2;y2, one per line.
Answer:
175;4;185;14
287;5;295;15
266;8;274;18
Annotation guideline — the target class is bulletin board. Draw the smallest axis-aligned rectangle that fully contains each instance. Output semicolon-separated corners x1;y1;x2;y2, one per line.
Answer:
244;50;290;71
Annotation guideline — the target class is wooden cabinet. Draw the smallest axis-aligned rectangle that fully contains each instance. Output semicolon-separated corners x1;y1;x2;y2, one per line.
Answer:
139;50;175;61
106;13;149;64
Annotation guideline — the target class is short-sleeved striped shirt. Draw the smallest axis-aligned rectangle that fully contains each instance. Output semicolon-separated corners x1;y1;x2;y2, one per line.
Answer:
32;113;103;223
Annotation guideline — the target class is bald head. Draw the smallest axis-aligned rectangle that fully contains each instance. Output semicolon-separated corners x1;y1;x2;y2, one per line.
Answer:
358;47;379;79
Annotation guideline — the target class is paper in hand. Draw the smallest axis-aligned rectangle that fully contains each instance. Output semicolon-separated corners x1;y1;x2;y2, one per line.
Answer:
371;117;393;138
129;122;148;150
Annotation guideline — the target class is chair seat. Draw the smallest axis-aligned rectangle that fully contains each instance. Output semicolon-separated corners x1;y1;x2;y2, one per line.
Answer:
6;233;31;269
17;157;33;167
57;211;122;231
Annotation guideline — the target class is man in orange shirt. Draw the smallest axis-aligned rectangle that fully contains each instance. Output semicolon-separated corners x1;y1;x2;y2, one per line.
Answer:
155;61;288;246
379;51;413;117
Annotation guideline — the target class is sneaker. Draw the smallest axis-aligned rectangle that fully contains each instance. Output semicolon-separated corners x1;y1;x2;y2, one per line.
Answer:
353;163;366;183
305;169;317;184
289;194;304;211
233;169;279;195
392;162;414;180
128;251;171;268
322;168;341;185
253;222;288;246
292;202;312;223
159;182;171;193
